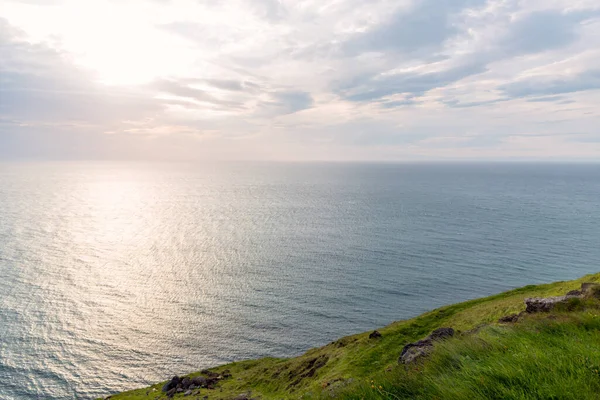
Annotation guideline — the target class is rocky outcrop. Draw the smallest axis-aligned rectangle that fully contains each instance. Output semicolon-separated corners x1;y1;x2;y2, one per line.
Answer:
524;296;572;313
524;282;600;314
162;376;180;393
161;370;231;397
428;327;454;340
398;327;455;364
581;282;600;293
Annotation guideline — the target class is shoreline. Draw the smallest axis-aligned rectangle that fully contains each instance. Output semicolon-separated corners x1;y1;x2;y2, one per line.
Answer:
102;272;600;400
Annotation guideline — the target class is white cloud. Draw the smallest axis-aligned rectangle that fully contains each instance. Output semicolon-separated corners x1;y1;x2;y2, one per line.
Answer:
1;0;600;161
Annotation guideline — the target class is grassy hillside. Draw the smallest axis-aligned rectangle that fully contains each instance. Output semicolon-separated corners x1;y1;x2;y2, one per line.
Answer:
103;273;600;400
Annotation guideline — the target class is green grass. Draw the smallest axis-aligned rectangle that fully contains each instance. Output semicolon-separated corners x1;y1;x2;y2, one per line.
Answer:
342;305;600;400
103;273;600;400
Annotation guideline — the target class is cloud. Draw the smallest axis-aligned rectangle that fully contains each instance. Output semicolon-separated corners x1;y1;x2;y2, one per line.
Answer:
269;91;313;114
500;10;599;56
158;21;231;47
0;19;161;125
334;3;600;108
442;98;508;108
1;0;600;161
344;0;487;56
152;79;230;104
500;70;600;98
526;96;568;103
3;0;62;4
249;0;288;22
204;79;246;91
340;59;488;102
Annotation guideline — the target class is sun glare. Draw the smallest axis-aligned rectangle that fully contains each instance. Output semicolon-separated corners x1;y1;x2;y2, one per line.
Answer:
65;8;196;86
4;0;198;86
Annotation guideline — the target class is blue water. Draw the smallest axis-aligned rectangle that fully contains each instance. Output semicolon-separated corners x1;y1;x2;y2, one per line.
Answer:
0;162;599;399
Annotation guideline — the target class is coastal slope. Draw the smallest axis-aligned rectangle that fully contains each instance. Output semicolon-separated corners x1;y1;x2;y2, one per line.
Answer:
103;272;600;400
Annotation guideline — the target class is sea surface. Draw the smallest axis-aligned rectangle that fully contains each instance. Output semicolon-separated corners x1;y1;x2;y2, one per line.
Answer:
0;162;599;399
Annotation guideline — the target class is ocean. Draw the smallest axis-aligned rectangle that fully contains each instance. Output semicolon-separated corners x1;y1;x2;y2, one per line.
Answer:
0;162;599;399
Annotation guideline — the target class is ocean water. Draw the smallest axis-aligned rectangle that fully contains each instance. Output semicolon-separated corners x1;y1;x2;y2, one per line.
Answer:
0;162;599;399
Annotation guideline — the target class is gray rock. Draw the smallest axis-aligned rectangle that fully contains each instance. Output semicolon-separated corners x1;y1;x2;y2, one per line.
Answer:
581;282;600;293
498;314;519;323
162;376;180;393
525;296;569;313
192;376;208;387
181;377;191;389
201;369;220;378
400;345;432;364
184;390;193;396
429;327;454;340
399;338;433;364
398;327;454;364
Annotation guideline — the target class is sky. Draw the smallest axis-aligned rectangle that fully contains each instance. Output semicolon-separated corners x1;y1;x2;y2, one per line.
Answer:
1;0;600;161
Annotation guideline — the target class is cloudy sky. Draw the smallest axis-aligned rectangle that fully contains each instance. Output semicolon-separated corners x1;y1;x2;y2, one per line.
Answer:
1;0;600;161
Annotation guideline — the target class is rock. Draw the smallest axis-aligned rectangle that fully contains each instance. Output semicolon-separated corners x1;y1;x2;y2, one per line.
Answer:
582;283;600;298
525;296;569;313
222;369;232;378
192;376;206;385
566;289;583;296
399;344;432;364
429;327;454;340
162;376;180;393
581;282;600;293
166;388;177;398
498;314;520;323
201;369;220;378
398;327;454;364
181;377;191;389
369;330;382;339
399;338;432;364
184;390;193;396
